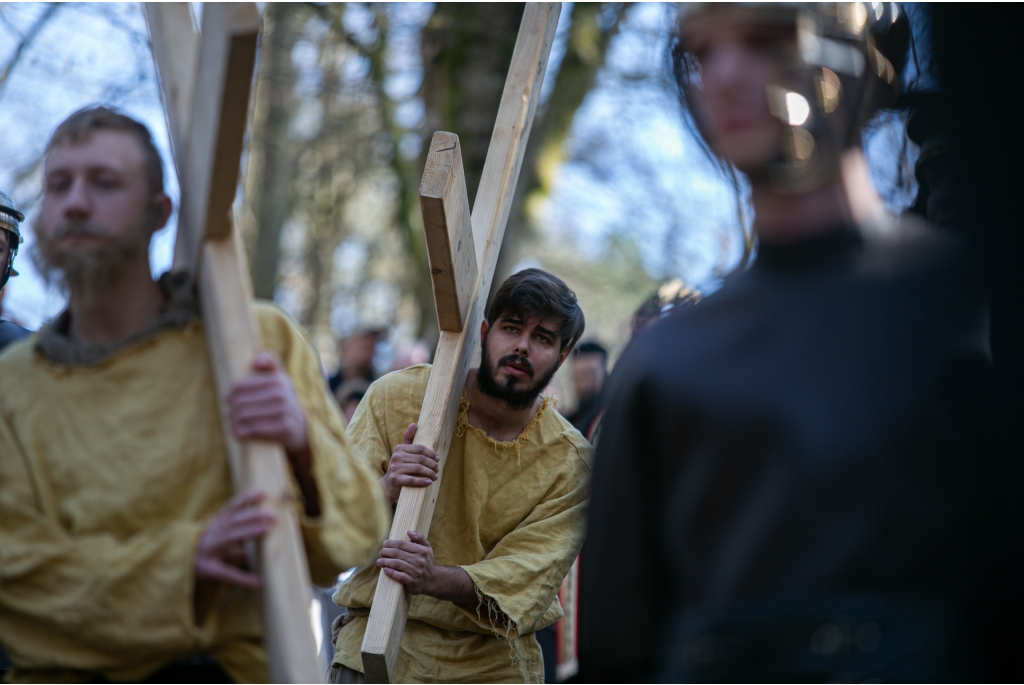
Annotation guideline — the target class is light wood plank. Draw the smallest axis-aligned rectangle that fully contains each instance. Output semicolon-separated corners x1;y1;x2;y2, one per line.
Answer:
420;132;477;333
146;4;324;682
171;2;258;272
142;3;198;167
360;5;561;682
200;235;323;684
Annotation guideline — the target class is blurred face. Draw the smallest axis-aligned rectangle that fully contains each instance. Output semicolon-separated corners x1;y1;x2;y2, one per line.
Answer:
680;15;793;172
0;229;10;262
36;130;167;298
343;399;361;424
572;353;606;402
342;332;377;371
478;314;570;411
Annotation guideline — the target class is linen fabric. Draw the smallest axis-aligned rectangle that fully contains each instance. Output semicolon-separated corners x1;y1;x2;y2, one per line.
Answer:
0;295;390;683
332;365;590;684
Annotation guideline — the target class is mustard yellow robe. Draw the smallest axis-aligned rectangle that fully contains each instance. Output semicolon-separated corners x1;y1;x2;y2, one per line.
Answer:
0;302;389;683
332;365;590;683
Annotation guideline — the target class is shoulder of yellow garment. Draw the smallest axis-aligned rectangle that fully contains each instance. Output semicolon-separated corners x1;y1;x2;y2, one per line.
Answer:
252;300;303;354
540;399;593;470
0;333;35;375
369;363;432;396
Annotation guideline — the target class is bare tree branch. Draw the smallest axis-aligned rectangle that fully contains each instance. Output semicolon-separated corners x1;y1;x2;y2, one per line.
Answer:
0;3;62;101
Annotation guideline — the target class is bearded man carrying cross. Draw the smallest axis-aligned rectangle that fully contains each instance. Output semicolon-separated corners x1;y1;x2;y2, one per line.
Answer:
0;107;390;683
329;268;590;684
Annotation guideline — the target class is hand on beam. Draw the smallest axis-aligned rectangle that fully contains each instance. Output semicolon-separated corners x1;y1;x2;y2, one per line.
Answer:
227;352;321;517
196;488;276;589
376;531;477;605
379;423;440;507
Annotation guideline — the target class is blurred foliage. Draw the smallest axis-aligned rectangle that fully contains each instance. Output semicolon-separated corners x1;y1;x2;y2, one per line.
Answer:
0;2;921;380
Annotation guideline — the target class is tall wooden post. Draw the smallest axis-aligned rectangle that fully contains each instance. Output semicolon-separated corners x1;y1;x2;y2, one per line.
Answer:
359;5;562;682
144;4;323;682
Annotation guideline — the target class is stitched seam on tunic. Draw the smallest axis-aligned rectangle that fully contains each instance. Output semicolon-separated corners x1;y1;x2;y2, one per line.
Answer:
454;392;551;470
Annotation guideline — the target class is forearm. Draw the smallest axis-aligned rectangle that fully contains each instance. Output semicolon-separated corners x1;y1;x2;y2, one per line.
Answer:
427;565;477;605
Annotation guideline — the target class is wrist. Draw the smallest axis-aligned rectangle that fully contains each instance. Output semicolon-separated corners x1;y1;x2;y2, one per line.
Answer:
379;476;396;506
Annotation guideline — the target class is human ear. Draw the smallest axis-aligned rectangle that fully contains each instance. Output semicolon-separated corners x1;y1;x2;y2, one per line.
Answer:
557;346;570;366
151;193;173;231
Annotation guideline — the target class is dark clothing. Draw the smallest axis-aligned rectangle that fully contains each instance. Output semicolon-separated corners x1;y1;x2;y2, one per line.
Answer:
328;367;375;395
0;319;29;352
0;320;27;678
584;220;1024;681
566;393;602;434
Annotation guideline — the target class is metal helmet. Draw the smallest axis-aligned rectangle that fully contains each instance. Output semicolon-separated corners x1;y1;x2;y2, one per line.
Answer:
675;3;905;192
0;190;25;290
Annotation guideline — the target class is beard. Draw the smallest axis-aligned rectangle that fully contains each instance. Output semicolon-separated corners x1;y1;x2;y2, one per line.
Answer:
32;212;153;305
477;340;560;411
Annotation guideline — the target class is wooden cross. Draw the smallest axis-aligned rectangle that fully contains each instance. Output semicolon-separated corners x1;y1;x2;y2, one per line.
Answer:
359;5;561;682
144;4;323;682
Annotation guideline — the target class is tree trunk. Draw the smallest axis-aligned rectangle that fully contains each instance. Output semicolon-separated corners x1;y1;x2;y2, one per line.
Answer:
248;4;301;299
414;3;526;342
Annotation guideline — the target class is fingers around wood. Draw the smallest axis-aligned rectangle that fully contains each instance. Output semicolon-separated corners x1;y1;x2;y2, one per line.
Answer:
200;557;262;588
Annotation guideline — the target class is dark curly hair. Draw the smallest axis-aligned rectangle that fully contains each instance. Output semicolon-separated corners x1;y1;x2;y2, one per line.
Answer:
487;268;585;353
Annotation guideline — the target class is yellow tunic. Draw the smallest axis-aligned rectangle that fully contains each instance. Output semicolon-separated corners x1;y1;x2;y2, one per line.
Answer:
0;302;390;683
332;365;590;683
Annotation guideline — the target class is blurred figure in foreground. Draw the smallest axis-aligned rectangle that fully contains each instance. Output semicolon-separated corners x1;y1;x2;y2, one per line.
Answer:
906;94;964;232
630;279;701;337
0;191;30;352
0;107;389;682
584;4;1022;682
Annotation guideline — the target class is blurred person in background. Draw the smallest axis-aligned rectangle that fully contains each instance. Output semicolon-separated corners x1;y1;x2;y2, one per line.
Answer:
329;328;381;397
565;341;608;435
335;377;371;426
0;191;30;352
389;338;432;372
583;4;1023;682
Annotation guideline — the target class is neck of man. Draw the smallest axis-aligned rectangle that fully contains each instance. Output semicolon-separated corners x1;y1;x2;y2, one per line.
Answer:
68;256;166;348
464;368;543;443
751;148;885;245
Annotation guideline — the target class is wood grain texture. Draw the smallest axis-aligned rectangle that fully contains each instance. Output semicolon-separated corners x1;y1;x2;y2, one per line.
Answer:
200;235;323;684
420;132;477;333
360;5;561;682
171;2;259;273
146;4;323;682
143;3;198;167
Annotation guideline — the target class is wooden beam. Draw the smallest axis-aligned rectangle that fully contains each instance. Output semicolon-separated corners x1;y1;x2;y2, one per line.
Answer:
170;2;258;273
141;3;197;167
145;4;323;682
359;5;561;682
420;132;477;333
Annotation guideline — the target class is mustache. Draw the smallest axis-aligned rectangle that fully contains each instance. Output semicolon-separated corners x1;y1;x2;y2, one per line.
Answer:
50;220;107;241
497;353;535;378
